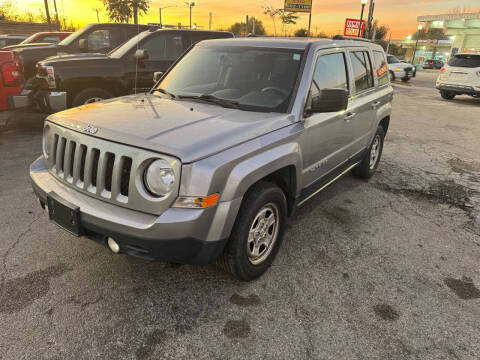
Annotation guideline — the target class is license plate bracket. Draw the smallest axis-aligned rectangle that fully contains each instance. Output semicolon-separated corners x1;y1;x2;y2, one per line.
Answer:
47;192;82;236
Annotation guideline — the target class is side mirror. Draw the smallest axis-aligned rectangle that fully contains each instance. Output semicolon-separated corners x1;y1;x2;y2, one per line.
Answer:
308;88;348;114
134;49;149;61
78;38;88;51
153;71;163;83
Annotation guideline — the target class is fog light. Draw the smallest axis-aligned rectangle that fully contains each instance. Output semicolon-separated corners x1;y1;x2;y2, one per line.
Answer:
107;237;120;253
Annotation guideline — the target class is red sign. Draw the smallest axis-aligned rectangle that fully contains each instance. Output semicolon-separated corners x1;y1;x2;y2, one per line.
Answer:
344;18;365;37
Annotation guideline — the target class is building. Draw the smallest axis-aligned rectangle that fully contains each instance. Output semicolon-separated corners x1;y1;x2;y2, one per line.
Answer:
0;20;53;35
418;12;480;54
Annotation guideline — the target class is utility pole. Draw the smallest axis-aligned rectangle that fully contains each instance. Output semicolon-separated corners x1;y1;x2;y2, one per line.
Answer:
43;0;51;29
252;18;256;35
209;12;213;30
52;0;60;30
246;15;249;36
366;0;375;39
307;1;313;37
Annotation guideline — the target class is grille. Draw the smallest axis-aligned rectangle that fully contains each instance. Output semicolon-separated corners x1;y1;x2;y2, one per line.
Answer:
49;132;133;202
43;122;181;216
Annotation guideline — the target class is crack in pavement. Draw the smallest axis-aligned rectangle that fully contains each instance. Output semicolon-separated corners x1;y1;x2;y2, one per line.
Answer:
0;215;42;286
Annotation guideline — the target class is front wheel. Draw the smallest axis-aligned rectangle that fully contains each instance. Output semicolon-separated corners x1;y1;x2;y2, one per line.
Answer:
354;125;385;179
218;181;287;281
72;88;113;107
440;90;456;100
389;71;395;81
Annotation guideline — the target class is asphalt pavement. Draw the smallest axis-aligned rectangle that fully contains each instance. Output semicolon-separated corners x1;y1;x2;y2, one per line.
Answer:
0;74;479;359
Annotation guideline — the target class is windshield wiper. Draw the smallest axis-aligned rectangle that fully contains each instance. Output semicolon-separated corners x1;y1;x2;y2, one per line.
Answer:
154;88;177;99
177;94;240;109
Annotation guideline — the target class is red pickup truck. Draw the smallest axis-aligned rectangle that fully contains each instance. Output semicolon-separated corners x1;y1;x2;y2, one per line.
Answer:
0;51;21;111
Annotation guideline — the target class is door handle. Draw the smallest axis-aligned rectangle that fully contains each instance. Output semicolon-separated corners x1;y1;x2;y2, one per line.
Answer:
344;112;356;121
371;101;381;109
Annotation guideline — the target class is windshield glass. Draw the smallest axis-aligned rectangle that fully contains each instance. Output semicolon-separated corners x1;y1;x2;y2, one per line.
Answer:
448;54;480;68
58;25;92;46
155;44;304;113
387;55;401;64
19;34;38;44
109;31;150;58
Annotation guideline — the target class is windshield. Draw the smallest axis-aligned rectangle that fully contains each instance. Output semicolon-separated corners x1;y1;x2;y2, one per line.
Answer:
109;31;150;58
19;34;38;44
155;44;304;113
58;25;92;46
448;54;480;68
387;55;401;64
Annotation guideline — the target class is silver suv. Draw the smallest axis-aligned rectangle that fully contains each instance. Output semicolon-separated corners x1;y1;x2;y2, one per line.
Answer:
30;38;393;280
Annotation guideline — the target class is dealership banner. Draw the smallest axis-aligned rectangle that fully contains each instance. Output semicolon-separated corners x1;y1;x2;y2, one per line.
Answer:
284;0;312;13
344;18;365;37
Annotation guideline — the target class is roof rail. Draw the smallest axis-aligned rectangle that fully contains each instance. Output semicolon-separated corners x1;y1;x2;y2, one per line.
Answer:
332;35;372;43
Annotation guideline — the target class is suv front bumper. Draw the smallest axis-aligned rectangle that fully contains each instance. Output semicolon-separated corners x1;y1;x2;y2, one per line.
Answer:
30;156;241;265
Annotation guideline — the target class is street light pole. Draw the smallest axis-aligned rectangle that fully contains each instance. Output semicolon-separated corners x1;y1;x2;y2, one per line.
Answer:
159;5;177;28
358;0;368;37
185;2;195;29
412;24;423;66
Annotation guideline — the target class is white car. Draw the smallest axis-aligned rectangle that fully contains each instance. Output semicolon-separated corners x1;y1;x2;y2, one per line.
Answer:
387;54;416;82
436;53;480;100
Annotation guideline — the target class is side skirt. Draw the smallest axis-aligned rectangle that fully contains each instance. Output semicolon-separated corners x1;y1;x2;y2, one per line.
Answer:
297;149;366;207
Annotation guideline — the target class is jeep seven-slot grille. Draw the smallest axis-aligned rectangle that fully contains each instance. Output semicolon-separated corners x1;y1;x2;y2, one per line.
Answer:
49;133;132;201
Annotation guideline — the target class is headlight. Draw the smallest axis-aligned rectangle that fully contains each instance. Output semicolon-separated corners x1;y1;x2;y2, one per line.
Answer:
144;159;175;196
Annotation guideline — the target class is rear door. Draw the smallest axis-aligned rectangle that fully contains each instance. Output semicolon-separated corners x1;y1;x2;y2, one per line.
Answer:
346;48;378;156
124;32;188;92
444;54;480;87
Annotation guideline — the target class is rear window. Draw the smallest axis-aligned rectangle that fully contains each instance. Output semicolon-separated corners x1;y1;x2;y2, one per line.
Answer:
448;54;480;68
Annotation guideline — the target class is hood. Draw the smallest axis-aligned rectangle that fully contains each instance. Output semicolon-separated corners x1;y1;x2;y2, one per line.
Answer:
5;43;59;51
47;94;294;163
389;62;412;69
40;52;109;64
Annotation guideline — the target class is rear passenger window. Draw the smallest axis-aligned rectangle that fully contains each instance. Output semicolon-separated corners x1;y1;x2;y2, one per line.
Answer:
311;52;349;94
39;35;61;43
372;50;389;86
141;34;185;61
349;51;374;92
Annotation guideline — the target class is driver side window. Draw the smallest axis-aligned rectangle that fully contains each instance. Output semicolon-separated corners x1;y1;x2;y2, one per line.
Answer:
310;52;349;99
140;34;185;61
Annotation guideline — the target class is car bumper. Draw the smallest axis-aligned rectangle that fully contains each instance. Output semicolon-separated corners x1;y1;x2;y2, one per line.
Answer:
30;156;242;265
436;83;480;96
394;69;415;79
8;89;67;113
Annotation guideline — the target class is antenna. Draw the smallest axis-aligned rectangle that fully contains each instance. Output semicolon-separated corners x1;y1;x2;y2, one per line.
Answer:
134;22;140;95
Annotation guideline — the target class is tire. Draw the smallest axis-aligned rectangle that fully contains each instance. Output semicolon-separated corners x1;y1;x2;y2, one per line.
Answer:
218;181;287;281
440;90;456;100
72;88;113;107
389;71;395;81
401;77;410;82
353;125;385;179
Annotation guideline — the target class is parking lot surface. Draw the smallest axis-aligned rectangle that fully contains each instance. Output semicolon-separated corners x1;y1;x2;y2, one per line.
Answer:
1;71;479;359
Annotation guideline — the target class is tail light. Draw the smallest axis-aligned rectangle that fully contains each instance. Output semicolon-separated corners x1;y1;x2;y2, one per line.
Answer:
440;67;446;73
476;70;480;77
1;61;21;87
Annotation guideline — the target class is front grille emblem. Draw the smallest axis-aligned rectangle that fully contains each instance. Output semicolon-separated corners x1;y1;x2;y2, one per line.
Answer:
83;125;98;134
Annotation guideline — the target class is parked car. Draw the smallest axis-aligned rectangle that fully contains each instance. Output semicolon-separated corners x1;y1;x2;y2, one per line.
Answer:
30;37;393;280
11;29;233;112
423;59;444;69
0;35;27;48
387;54;416;82
436;53;480;100
0;51;22;111
10;23;150;82
4;32;72;48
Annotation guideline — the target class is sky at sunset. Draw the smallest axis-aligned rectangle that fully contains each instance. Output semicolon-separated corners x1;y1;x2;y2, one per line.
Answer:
14;0;480;39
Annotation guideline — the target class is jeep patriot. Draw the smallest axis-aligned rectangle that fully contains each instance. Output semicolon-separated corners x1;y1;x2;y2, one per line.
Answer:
30;38;393;280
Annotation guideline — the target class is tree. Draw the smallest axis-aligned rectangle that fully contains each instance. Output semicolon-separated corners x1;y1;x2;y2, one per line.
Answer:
278;9;298;36
294;28;308;37
263;5;281;36
412;27;447;40
229;17;266;35
365;19;388;41
103;0;149;24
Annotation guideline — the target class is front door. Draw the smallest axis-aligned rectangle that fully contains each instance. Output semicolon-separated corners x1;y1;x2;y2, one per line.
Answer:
301;49;355;193
124;32;187;93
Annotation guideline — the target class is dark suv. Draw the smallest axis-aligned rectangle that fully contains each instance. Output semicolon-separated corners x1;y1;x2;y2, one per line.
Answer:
12;29;233;112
